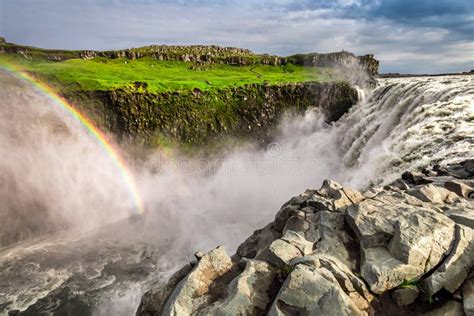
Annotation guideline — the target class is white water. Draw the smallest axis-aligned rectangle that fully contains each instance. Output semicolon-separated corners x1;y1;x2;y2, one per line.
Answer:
139;75;474;255
0;73;472;315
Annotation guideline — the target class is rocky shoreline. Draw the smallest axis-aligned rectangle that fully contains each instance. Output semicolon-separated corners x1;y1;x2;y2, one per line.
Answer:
137;159;474;315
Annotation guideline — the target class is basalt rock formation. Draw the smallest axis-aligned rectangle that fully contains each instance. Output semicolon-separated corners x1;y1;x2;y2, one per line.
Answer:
137;159;474;315
65;81;358;146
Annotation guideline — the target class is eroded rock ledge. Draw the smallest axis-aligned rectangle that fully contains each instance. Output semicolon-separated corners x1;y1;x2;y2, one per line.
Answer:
137;159;474;315
65;81;358;145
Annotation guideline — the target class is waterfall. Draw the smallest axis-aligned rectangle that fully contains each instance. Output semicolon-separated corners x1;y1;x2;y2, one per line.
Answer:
0;73;472;315
336;75;473;187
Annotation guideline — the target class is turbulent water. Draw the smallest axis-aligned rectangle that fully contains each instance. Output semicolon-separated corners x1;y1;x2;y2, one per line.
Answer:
0;73;472;315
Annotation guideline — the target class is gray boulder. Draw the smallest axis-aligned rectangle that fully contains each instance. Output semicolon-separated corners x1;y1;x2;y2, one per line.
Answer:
268;262;368;316
162;246;233;315
391;286;419;306
421;225;474;296
198;259;276;315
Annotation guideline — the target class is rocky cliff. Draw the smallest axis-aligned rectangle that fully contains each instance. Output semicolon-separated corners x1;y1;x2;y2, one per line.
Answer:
65;81;358;146
0;38;379;75
137;159;474;315
288;51;379;76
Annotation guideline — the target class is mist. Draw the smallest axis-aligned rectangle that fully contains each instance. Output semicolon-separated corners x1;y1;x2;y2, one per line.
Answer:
0;71;137;247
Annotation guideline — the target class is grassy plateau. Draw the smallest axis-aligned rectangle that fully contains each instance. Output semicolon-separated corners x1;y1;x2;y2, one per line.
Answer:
0;54;336;93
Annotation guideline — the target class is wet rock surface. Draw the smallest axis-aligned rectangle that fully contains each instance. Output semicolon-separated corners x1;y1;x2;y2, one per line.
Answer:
138;160;474;315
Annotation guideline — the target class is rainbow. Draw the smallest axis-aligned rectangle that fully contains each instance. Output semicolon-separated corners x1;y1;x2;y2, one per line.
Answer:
0;62;145;215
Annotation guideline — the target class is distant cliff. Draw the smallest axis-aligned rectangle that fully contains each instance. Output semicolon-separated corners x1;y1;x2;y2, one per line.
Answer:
0;37;379;75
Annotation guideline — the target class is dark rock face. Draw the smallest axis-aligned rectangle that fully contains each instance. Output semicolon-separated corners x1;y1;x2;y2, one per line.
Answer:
288;51;379;76
137;160;474;315
79;45;285;66
66;81;358;146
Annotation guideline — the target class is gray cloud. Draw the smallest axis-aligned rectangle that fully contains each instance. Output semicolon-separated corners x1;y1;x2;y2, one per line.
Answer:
1;0;472;73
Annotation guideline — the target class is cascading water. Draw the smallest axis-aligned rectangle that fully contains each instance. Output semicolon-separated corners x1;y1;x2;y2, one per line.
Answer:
0;73;472;315
337;75;473;187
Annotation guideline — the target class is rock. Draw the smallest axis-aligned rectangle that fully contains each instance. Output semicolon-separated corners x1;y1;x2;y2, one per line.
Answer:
462;159;474;175
198;259;276;315
408;184;458;204
274;204;301;232
361;247;424;294
308;211;359;270
444;206;474;229
463;277;474;315
162;246;233;315
347;191;456;293
444;180;473;198
268;263;367;316
421;225;474;296
306;180;364;212
423;300;464;316
236;223;280;259
194;251;205;260
402;171;432;185
283;210;308;234
391;286;419;306
136;263;194;316
389;179;411;191
257;231;312;268
291;255;372;307
281;230;314;255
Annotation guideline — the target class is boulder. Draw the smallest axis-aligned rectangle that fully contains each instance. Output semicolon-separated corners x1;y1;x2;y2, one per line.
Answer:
268;263;367;315
308;211;359;270
283;210;309;234
257;231;312;268
361;247;424;294
136;264;194;316
443;203;474;229
421;225;474;296
347;191;456;293
408;184;458;204
198;259;276;315
291;254;372;308
236;223;280;259
306;180;364;212
391;286;419;306
444;180;473;198
162;246;233;315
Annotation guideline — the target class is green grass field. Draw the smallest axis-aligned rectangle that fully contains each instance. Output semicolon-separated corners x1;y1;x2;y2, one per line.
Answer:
0;54;336;93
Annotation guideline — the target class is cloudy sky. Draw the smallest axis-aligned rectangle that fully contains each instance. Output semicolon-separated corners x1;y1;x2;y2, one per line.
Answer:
1;0;473;73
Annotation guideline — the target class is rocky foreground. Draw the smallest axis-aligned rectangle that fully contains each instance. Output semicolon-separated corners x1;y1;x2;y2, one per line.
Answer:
137;159;474;315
